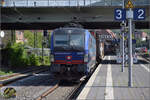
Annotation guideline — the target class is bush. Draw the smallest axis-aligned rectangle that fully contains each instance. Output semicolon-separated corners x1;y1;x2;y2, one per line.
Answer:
2;42;50;67
36;56;50;66
44;56;50;65
29;54;40;66
5;43;43;67
6;43;29;67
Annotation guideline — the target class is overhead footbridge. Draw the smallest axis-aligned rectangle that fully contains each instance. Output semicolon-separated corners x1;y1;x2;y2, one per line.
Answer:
1;0;150;29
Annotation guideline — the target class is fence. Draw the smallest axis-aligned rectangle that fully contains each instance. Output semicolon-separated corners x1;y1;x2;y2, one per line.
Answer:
26;48;50;56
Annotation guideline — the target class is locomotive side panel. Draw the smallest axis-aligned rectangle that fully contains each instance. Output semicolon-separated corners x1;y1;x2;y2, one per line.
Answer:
50;28;97;81
86;30;96;73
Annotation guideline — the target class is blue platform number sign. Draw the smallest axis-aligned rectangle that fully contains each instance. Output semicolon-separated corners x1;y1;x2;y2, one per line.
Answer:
134;8;145;20
114;8;126;21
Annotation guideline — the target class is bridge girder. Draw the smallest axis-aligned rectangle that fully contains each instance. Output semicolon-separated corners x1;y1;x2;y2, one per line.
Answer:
1;22;149;30
1;6;150;29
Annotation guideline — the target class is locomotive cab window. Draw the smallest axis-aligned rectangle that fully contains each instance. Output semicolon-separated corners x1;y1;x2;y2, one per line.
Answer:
70;32;84;48
54;29;69;47
53;28;85;51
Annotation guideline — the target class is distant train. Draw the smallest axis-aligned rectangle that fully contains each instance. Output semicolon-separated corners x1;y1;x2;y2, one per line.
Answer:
50;25;104;81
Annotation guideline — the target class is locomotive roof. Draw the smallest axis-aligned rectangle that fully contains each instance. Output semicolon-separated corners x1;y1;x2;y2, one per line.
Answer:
53;27;86;32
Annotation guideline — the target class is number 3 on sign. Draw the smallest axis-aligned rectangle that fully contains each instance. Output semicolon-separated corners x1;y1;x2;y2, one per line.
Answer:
114;8;126;21
116;10;122;19
134;8;145;20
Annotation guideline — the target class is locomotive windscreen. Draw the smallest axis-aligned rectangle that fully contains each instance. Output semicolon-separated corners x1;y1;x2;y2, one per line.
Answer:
54;28;85;51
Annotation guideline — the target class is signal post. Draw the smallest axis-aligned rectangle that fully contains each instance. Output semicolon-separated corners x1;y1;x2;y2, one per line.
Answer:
115;0;146;87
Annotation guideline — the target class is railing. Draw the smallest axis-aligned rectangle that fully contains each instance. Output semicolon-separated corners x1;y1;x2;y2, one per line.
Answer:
1;0;150;7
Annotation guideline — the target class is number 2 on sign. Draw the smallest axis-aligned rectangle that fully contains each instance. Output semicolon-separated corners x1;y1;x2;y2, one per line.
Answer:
138;9;144;19
134;8;145;20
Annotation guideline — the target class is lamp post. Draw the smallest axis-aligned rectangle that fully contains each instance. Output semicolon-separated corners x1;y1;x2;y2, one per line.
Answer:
121;0;125;72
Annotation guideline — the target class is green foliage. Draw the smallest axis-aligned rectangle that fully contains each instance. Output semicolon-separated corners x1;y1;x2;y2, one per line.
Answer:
0;92;2;96
36;32;42;48
2;39;51;68
35;56;51;66
0;71;13;75
24;30;34;47
43;56;50;65
29;54;40;66
4;43;43;67
24;30;43;48
6;43;29;67
48;32;52;48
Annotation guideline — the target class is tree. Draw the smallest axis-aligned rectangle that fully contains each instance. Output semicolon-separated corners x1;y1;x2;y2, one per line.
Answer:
36;31;42;48
24;30;34;47
24;30;43;48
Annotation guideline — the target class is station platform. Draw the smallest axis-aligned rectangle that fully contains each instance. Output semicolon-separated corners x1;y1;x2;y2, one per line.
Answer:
77;56;150;100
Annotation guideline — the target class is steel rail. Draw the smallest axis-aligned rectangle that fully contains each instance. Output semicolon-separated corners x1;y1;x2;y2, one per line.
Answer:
36;83;59;100
0;67;48;81
0;68;49;88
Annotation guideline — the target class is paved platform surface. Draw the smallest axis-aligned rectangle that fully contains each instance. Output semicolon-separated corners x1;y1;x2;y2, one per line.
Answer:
77;56;150;100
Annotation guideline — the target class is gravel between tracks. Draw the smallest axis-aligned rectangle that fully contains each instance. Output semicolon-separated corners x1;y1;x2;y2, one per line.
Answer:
42;84;77;100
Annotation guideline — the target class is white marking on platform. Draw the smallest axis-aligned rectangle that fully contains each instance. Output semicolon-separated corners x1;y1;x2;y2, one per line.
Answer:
76;57;106;99
105;56;114;100
140;64;150;72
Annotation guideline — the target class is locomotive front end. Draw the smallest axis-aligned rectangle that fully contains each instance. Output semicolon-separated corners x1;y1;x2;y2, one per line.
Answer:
50;28;87;80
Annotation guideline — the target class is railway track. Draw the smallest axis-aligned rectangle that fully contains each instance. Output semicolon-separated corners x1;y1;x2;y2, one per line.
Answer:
138;53;150;63
0;68;88;100
0;67;49;88
66;81;83;100
66;63;100;100
0;63;99;100
35;81;80;100
36;83;59;100
0;70;56;100
35;65;98;100
0;67;48;81
144;57;150;62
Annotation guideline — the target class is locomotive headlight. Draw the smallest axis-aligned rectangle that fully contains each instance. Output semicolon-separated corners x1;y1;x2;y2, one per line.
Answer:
84;54;88;62
67;56;72;60
50;55;54;62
